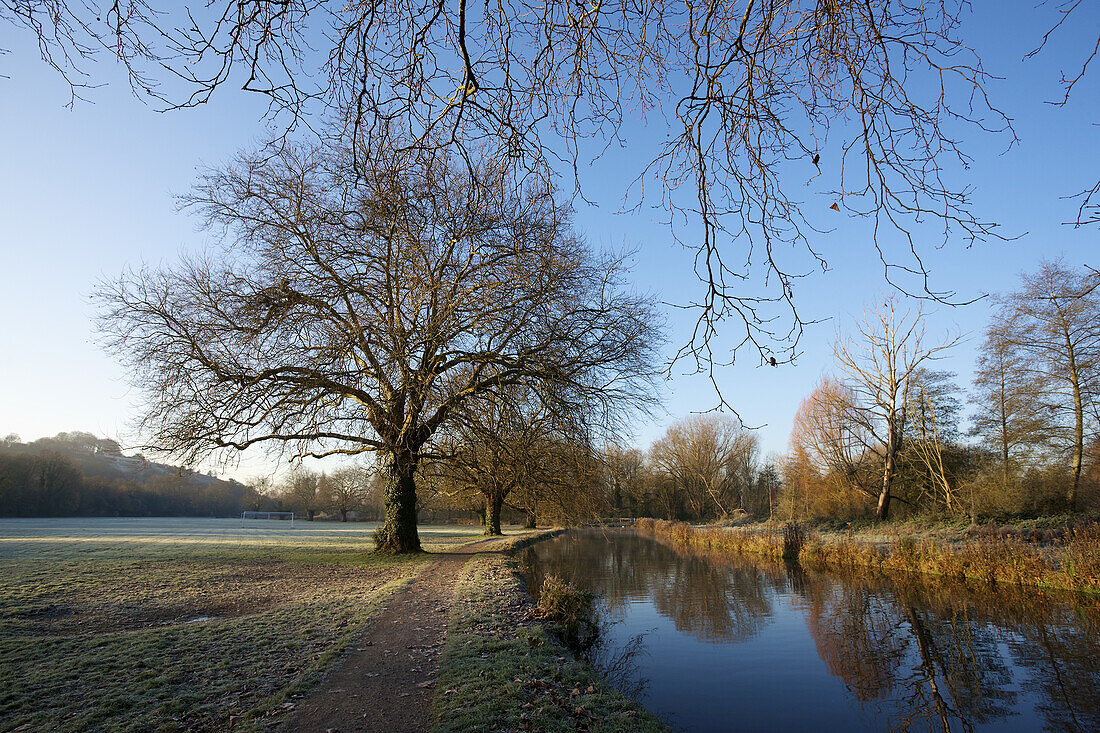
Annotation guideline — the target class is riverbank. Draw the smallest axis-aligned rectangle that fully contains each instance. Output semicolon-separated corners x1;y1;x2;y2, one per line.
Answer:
432;533;667;733
636;517;1100;594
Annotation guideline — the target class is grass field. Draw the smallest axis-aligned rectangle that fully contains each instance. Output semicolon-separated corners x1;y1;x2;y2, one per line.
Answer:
0;518;484;732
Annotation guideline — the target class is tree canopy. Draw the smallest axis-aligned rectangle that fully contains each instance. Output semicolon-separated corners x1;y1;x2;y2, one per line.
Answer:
17;0;1093;373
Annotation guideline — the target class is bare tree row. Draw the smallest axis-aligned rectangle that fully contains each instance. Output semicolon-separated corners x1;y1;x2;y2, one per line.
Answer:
785;261;1100;521
599;415;779;523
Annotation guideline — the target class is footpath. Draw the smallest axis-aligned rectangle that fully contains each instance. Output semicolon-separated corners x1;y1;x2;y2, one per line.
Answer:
278;538;499;732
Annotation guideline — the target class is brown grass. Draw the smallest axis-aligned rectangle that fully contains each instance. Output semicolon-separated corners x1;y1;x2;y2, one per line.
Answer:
634;517;1100;594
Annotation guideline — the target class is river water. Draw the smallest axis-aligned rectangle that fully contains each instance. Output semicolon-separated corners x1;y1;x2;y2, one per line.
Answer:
517;528;1100;732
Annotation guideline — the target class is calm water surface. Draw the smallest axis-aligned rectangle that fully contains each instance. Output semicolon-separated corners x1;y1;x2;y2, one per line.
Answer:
518;529;1100;732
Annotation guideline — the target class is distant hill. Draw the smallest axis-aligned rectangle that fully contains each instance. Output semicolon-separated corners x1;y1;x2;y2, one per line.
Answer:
0;432;272;517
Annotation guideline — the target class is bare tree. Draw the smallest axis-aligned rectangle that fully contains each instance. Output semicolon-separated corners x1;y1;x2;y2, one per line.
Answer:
789;375;877;503
432;380;622;534
987;260;1100;508
529;438;607;526
971;324;1053;492
834;299;959;520
95;135;662;552
650;414;759;521
9;1;1017;373
280;466;323;520
902;369;962;513
601;443;649;517
324;466;369;522
431;389;550;536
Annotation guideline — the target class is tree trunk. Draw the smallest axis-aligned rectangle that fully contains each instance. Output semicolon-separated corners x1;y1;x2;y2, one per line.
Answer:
877;424;898;521
341;509;348;522
374;450;422;553
485;494;504;536
1070;376;1083;510
524;509;536;529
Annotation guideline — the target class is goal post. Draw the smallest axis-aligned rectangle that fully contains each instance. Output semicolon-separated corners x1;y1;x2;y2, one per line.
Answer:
241;510;295;528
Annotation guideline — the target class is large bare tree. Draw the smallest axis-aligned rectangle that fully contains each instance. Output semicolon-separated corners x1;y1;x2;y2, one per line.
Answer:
9;0;1021;372
834;299;958;520
95;136;662;552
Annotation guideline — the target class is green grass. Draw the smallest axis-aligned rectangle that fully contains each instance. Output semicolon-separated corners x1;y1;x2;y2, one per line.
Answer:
0;517;484;732
432;541;668;733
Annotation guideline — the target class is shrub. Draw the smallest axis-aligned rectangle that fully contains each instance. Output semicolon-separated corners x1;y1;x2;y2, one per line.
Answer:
535;575;599;653
782;521;805;561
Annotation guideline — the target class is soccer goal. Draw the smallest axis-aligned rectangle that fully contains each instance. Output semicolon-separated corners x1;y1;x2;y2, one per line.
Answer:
241;511;295;528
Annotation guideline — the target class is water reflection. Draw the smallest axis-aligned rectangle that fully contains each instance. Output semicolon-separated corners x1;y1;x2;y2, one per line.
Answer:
519;529;1100;732
520;528;775;644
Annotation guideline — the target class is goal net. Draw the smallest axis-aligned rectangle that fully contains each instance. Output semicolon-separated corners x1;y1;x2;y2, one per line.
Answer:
241;511;295;528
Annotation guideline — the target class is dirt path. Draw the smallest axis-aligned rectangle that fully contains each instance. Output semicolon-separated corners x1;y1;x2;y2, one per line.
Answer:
277;539;499;733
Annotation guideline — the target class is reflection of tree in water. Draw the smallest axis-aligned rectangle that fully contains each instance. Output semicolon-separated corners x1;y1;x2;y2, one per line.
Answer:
798;570;1100;731
523;530;1100;732
520;529;774;642
898;589;1017;729
1004;603;1100;731
649;553;772;642
891;604;1015;731
800;582;910;702
519;529;669;613
586;612;651;701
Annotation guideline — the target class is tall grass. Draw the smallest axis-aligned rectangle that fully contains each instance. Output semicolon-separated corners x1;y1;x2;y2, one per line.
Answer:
634;517;1100;594
535;575;600;653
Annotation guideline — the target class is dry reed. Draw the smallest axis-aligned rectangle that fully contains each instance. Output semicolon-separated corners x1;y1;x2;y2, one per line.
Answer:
634;517;1100;594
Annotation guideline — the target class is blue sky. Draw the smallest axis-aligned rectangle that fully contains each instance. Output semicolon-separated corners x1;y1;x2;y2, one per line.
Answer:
0;2;1096;481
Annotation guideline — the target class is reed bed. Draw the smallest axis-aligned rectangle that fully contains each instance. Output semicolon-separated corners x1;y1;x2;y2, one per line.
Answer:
634;517;1100;594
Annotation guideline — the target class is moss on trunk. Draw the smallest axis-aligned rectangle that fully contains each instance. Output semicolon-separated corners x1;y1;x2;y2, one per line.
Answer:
374;452;422;553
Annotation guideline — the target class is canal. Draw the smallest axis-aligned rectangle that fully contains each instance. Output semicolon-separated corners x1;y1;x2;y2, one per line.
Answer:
518;528;1100;731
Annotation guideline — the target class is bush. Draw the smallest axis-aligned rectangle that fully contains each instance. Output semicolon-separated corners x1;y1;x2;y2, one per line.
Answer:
782;521;805;561
535;575;599;653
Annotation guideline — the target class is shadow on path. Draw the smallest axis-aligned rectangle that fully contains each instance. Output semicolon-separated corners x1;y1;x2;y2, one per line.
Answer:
277;536;506;732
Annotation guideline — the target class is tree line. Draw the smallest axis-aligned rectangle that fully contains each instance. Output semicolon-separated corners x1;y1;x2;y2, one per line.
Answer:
596;415;779;523
0;432;268;517
592;261;1100;526
782;260;1100;522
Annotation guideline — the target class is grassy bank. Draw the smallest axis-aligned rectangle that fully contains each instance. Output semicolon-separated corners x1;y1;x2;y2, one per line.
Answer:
635;517;1100;594
432;535;667;733
0;518;482;732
